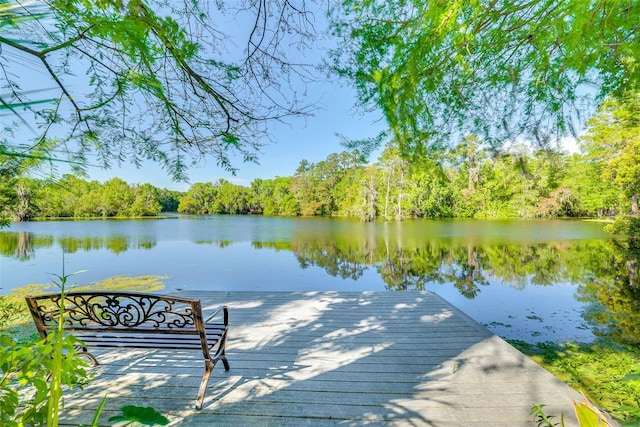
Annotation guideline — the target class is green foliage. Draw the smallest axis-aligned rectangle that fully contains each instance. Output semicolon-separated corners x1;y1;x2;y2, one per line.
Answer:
178;179;252;215
1;174;181;220
0;271;171;425
0;333;88;426
108;405;169;426
531;397;616;427
531;403;564;427
512;340;640;424
573;397;611;427
581;93;640;214
0;272;91;427
563;155;619;218
251;177;299;216
0;125;633;223
333;0;640;155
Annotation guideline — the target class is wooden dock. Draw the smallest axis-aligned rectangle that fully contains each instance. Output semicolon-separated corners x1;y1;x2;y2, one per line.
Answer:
59;291;585;426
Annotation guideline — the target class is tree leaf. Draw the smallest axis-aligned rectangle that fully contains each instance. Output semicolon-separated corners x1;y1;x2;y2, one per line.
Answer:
108;405;169;425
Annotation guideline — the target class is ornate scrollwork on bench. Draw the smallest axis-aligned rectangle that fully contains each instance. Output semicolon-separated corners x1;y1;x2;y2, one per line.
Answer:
32;292;197;331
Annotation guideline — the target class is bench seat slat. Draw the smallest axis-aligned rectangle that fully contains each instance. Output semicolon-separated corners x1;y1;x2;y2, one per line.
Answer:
76;333;224;350
79;340;206;350
75;331;225;340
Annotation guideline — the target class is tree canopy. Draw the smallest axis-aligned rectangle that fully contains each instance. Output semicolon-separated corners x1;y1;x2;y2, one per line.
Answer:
332;0;640;155
0;0;318;180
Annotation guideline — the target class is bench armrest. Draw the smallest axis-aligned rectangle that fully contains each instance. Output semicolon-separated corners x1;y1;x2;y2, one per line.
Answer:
204;305;229;325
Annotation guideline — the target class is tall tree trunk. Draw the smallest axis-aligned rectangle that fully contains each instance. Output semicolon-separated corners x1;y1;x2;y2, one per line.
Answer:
384;169;392;220
396;167;405;220
631;194;638;216
361;173;377;222
14;185;31;221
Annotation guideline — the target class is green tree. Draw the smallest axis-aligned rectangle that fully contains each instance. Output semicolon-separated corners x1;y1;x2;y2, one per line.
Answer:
1;0;318;180
252;177;299;216
445;136;488;217
484;154;537;218
377;145;409;220
0;177;16;226
562;154;619;217
156;188;182;213
529;148;575;217
129;183;162;217
33;179;68;218
333;0;640;155
337;165;377;221
214;179;251;214
292;160;323;216
0;178;36;221
0;138;52;224
99;178;134;217
68;178;102;218
177;182;217;214
405;158;453;218
581;93;640;215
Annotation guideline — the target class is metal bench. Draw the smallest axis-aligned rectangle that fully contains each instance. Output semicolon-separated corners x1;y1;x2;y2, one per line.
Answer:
25;291;229;410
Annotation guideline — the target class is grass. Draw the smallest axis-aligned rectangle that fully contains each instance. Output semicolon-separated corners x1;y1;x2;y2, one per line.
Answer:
509;339;640;425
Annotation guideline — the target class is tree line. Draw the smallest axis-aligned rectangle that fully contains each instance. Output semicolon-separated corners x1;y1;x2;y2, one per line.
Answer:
0;175;181;220
0;144;624;222
175;145;624;220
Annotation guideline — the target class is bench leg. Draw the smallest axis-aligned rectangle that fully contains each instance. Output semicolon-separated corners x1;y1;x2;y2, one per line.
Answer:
195;360;214;410
214;346;229;371
220;355;230;371
75;345;99;366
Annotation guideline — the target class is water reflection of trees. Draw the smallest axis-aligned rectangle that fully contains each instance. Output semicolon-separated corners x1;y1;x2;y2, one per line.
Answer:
0;232;53;260
291;240;368;280
577;237;640;347
0;232;157;257
287;236;610;293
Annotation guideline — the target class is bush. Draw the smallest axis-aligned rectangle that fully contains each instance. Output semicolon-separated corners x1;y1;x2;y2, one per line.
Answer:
0;333;90;426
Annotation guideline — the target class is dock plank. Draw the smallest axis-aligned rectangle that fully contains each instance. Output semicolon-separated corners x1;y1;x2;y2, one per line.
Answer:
57;291;586;426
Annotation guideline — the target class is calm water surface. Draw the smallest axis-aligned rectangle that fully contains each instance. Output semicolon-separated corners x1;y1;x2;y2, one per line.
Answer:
2;216;637;345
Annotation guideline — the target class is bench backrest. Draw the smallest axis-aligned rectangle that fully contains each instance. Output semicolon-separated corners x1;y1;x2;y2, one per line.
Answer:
25;291;206;338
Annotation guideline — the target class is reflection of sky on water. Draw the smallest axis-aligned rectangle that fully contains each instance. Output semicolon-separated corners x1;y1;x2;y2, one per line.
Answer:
433;280;593;343
0;217;614;343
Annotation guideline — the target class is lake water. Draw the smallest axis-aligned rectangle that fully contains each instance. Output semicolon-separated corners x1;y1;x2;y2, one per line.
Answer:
1;216;635;344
